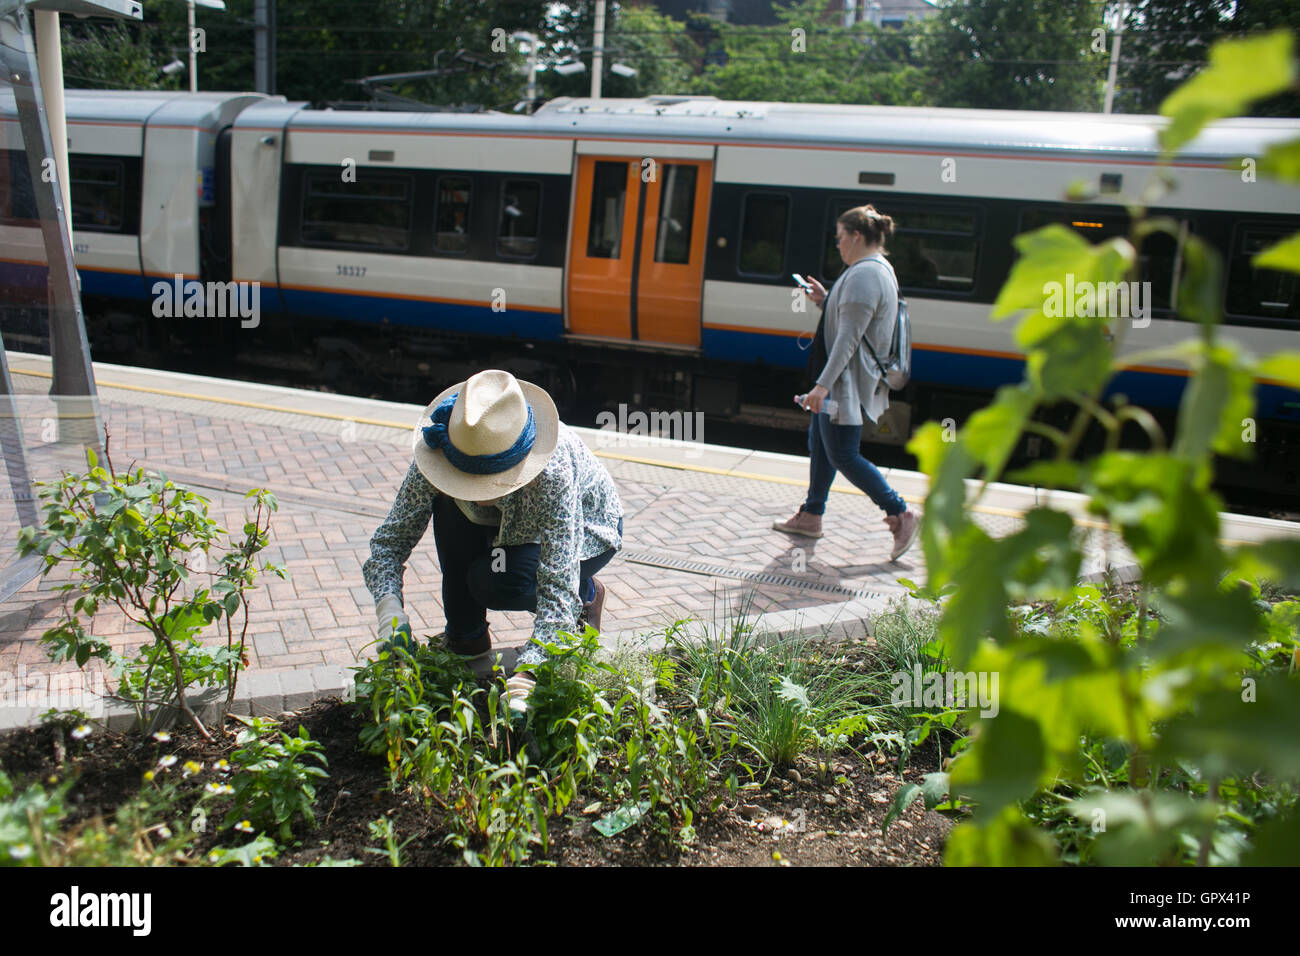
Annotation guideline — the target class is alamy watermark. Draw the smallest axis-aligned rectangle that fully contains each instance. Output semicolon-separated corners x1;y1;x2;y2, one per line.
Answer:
594;403;705;459
151;275;260;328
50;886;151;936
890;664;999;718
1042;274;1151;329
0;666;108;717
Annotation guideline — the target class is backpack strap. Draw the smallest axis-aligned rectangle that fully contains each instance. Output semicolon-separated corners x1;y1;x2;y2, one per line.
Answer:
858;255;899;379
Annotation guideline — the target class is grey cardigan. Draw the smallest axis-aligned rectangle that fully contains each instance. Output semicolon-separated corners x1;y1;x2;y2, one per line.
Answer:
814;253;898;425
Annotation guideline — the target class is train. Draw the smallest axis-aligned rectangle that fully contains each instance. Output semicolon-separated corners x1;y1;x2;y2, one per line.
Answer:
2;88;1299;492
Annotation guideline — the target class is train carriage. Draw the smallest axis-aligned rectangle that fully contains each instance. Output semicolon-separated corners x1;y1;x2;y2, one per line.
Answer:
3;90;1299;490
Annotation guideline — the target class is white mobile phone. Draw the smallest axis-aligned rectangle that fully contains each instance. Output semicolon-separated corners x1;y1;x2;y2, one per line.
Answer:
792;273;814;293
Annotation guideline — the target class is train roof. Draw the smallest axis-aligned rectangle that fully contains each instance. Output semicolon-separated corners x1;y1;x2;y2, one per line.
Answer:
3;90;1295;162
263;94;1299;162
0;89;274;126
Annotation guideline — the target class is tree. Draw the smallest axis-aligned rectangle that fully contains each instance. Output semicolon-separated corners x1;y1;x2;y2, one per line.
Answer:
1112;0;1237;115
539;1;696;101
1221;0;1300;116
914;0;1109;111
58;0;183;92
57;1;550;109
688;0;926;105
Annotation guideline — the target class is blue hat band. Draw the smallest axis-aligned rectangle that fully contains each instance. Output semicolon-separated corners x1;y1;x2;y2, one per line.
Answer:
421;393;537;475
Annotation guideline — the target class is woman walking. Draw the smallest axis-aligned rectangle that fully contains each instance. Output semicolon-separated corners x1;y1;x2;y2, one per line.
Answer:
774;205;918;561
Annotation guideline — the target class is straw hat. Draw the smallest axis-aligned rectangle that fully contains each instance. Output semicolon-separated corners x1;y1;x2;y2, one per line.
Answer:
411;370;559;501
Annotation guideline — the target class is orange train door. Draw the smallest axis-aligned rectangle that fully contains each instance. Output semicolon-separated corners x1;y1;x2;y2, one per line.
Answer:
567;153;712;347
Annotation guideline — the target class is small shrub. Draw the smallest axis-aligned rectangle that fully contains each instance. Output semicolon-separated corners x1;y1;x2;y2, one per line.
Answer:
223;715;329;843
16;442;284;739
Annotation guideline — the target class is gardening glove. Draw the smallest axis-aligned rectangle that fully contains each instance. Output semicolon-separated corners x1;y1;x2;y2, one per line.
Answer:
375;594;417;655
504;672;536;717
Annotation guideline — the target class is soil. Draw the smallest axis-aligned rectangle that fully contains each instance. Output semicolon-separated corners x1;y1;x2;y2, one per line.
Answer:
0;696;955;867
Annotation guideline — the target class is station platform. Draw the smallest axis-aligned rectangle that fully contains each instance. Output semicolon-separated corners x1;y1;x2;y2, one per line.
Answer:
2;353;1297;731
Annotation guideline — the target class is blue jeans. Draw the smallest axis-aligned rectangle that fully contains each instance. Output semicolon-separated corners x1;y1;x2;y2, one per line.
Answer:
802;412;907;518
432;493;620;641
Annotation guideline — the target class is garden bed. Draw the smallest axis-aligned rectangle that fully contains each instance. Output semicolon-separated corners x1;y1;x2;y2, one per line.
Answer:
0;689;952;867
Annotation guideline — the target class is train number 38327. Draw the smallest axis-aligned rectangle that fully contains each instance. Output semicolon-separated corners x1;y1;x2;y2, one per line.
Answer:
336;264;367;277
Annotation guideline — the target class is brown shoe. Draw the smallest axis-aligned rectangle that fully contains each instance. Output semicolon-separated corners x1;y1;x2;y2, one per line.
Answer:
773;506;823;538
885;510;919;561
435;627;492;661
580;577;606;633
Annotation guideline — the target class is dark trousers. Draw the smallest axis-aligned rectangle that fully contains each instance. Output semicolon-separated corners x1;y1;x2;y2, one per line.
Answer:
431;493;620;642
803;411;907;517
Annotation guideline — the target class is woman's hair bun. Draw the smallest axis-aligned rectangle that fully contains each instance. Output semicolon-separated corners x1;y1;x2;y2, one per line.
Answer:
837;204;894;245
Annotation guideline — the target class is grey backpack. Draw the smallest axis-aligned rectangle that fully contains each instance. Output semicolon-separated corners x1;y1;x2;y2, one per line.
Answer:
861;256;912;392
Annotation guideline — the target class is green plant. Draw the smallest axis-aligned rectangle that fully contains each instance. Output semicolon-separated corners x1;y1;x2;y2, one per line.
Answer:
354;626;738;862
1;768;203;867
364;816;415;867
871;596;947;676
355;640;571;866
668;628;878;771
205;834;279;867
16;443;284;739
528;627;738;848
354;641;475;781
223;715;329;843
905;29;1300;865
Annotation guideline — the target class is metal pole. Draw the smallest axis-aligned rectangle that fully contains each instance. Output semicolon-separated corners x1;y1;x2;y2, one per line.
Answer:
1103;4;1126;114
526;36;537;110
254;0;267;93
187;0;196;92
590;0;604;100
268;0;275;95
4;6;103;448
33;10;70;235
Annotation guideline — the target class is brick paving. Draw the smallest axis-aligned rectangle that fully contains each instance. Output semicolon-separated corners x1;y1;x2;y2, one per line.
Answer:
0;362;1137;729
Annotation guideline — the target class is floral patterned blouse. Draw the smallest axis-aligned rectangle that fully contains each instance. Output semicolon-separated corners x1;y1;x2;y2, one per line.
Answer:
363;423;624;644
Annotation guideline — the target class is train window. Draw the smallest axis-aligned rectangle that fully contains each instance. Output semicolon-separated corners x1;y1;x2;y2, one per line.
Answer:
653;164;697;264
69;157;125;232
892;210;977;292
822;201;977;292
434;176;472;254
586;161;627;259
302;171;411;251
737;192;789;277
1019;208;1184;312
0;149;37;223
1227;227;1299;322
497;179;541;258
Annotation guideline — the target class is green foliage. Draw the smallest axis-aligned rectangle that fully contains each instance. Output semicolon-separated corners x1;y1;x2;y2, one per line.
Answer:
17;446;282;739
915;0;1109;111
364;816;415;868
60;18;176;91
665;626;883;770
354;627;740;862
223;715;329;843
545;1;696;101
205;834;278;867
687;0;925;106
903;29;1300;865
1;768;200;866
1158;29;1296;155
354;640;573;865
